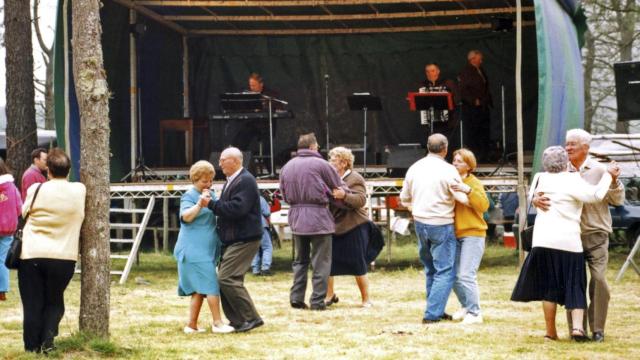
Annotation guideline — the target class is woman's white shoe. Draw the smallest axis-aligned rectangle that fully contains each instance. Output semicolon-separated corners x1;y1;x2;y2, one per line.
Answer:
183;326;206;334
212;323;235;334
452;308;468;321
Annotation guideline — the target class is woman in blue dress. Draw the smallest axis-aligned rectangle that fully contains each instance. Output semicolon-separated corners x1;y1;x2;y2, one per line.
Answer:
174;161;234;334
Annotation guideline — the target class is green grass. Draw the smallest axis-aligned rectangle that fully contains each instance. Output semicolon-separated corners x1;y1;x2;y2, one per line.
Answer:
1;238;639;359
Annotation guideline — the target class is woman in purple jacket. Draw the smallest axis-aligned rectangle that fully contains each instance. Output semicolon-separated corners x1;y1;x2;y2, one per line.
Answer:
0;157;23;301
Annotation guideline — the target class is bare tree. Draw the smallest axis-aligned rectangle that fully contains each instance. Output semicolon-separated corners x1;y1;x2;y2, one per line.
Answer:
582;0;639;134
4;0;38;185
33;0;54;130
72;0;111;337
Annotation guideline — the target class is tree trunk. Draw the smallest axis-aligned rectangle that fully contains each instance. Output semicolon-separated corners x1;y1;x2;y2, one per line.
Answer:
583;29;595;133
4;0;37;186
72;0;111;338
44;62;55;130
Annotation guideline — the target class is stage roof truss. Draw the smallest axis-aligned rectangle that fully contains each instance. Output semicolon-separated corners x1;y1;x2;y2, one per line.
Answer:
114;0;534;35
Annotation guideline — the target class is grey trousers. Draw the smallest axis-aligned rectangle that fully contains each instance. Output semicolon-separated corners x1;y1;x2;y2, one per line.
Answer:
290;234;332;307
567;231;610;333
219;240;261;325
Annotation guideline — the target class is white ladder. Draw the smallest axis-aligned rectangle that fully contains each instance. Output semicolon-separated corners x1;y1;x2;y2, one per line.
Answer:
616;233;640;281
109;196;156;284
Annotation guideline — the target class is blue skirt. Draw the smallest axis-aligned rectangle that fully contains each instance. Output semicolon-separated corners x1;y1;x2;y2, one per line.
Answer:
177;260;220;296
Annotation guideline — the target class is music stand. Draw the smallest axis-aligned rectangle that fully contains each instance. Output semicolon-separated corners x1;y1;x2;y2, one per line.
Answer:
260;94;288;179
347;94;382;177
407;92;453;134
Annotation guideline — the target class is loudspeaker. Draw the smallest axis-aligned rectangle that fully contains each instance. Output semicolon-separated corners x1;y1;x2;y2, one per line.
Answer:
386;146;425;177
492;17;513;32
614;61;640;121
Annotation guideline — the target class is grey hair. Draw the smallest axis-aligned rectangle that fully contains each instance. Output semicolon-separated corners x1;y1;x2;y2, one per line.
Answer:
297;133;318;149
542;146;568;173
467;50;482;61
427;133;448;154
222;146;243;163
566;128;592;145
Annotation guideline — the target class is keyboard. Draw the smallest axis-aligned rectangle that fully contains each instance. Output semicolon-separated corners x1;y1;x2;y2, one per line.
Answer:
210;110;294;121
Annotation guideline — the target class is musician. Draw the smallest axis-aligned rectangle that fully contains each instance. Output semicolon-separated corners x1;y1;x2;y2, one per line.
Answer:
420;63;459;150
458;50;493;162
228;73;284;169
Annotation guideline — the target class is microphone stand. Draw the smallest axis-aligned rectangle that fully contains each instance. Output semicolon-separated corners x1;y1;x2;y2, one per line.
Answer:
260;94;288;179
325;74;330;151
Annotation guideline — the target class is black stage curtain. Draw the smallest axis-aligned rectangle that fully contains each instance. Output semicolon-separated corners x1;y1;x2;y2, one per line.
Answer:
189;28;538;165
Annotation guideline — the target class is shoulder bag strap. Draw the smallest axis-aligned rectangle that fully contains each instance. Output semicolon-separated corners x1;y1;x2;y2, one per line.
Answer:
23;183;44;224
524;175;541;227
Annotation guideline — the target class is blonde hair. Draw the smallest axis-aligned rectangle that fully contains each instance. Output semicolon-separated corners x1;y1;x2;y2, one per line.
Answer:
189;160;215;183
453;148;477;172
329;146;355;170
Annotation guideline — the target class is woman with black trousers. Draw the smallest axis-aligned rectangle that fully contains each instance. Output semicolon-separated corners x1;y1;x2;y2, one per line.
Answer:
18;148;86;353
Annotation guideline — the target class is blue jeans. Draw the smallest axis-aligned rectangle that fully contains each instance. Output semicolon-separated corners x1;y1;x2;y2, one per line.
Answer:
415;222;457;321
251;228;273;273
0;235;13;292
453;236;485;316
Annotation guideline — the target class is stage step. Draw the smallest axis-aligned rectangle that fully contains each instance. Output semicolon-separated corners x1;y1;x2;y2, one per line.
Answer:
110;238;134;244
110;254;129;259
110;223;141;229
110;208;148;214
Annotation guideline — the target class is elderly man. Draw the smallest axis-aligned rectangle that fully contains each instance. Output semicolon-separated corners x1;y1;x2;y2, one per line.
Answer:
533;129;624;342
205;147;263;332
420;63;458;148
458;50;493;162
279;133;344;311
401;133;468;323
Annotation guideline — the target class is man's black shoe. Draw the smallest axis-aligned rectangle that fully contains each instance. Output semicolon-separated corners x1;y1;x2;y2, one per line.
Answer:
593;332;605;342
290;301;308;309
234;318;264;333
441;313;453;321
422;318;440;324
310;303;327;311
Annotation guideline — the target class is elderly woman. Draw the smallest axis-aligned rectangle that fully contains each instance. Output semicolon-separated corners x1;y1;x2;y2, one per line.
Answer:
18;148;85;353
511;146;612;341
174;160;234;334
0;157;22;301
325;147;373;307
449;149;489;324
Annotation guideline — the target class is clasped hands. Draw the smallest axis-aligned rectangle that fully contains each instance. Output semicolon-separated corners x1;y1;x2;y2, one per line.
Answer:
198;189;212;207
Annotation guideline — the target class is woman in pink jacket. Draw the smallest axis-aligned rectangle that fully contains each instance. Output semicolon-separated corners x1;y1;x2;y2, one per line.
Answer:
0;157;23;301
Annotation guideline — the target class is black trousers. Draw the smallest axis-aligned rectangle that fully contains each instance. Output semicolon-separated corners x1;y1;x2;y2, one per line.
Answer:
18;258;75;352
461;104;491;162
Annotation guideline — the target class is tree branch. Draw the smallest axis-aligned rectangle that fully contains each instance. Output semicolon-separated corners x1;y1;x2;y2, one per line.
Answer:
33;0;53;57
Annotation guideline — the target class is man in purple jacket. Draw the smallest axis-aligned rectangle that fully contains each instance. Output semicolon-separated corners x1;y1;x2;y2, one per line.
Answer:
21;148;48;201
280;133;345;310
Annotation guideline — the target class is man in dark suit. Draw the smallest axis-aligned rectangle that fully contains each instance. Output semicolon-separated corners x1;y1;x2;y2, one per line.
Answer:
459;50;493;162
205;147;263;332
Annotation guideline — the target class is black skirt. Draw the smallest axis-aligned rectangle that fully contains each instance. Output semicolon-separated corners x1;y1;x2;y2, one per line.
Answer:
331;222;370;276
511;247;587;309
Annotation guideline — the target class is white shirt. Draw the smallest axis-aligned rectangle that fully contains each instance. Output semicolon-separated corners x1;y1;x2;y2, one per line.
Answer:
529;171;611;253
223;167;243;193
400;154;467;225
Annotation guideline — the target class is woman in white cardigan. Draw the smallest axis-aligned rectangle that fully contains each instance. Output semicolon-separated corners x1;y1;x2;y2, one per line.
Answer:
18;148;86;353
511;146;611;342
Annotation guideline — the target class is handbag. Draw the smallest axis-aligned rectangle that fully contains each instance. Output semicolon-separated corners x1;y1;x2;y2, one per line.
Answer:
4;183;43;269
520;176;540;252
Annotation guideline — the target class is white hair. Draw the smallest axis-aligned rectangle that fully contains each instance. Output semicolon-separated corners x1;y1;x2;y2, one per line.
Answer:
542;146;568;173
566;128;592;145
221;147;243;163
467;50;482;61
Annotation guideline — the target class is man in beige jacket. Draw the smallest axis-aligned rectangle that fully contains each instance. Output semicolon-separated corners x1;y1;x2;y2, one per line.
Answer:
534;129;624;342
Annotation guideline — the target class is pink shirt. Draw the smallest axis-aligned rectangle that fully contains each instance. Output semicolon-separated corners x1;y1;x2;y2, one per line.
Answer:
21;165;47;201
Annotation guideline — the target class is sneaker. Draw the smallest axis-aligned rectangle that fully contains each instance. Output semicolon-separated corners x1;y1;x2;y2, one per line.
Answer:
183;326;206;334
452;308;468;321
361;301;373;308
212;323;235;334
461;313;483;325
